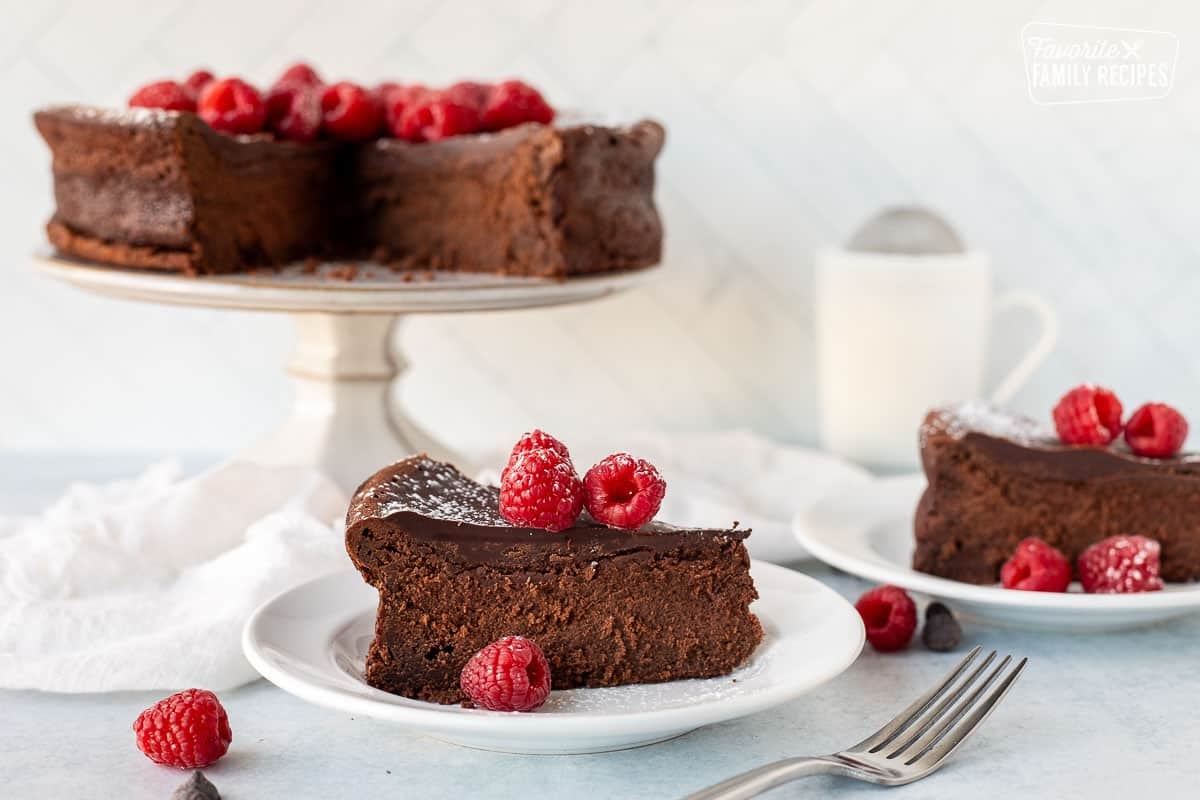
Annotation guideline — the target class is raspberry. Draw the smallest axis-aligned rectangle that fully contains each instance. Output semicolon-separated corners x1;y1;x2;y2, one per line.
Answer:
320;81;383;141
503;429;572;477
133;689;232;769
444;80;491;110
182;70;215;101
1078;535;1164;593
1124;402;1189;458
1053;384;1123;446
855;586;917;652
1000;537;1071;592
582;453;666;530
128;80;196;112
197;78;266;135
380;83;427;137
481;80;554;131
499;448;583;531
397;95;481;142
460;636;552;712
266;83;322;143
275;62;323;88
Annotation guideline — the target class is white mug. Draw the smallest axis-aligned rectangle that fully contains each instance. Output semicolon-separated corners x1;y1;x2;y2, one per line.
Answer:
815;247;1058;469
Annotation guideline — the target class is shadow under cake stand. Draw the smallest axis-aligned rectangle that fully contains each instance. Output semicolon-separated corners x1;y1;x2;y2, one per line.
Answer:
36;254;654;491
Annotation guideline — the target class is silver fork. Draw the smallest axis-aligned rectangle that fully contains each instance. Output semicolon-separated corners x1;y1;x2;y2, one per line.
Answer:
683;647;1026;800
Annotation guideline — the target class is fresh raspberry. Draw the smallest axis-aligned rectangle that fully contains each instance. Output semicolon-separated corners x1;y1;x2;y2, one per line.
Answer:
266;83;322;143
855;585;918;652
444;80;491;110
197;78;266;135
481;80;554;131
1052;384;1123;446
397;95;481;142
380;83;427;137
128;80;196;112
320;81;383;141
999;537;1072;592
133;689;232;769
1124;403;1189;458
275;62;323;88
499;448;583;531
460;635;552;712
503;429;572;477
182;70;215;101
582;453;666;530
1078;535;1164;593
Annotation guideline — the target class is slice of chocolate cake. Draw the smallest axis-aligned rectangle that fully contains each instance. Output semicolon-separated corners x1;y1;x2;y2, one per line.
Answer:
914;404;1200;584
35;105;664;278
345;455;762;704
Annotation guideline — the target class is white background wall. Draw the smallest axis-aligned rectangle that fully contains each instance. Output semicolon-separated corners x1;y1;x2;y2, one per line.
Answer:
3;0;1199;458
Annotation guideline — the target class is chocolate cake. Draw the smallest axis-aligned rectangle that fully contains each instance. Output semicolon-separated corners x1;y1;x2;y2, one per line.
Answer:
35;105;664;278
345;455;762;704
914;404;1200;584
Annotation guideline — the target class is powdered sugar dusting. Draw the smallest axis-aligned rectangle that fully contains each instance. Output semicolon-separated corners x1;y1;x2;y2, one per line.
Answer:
924;402;1054;446
364;458;505;526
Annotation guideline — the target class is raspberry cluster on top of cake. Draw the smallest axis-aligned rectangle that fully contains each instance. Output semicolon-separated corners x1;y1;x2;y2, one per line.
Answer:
35;63;664;277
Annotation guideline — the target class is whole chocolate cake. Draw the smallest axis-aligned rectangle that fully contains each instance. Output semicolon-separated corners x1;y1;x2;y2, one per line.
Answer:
345;455;762;704
914;404;1200;584
35;106;664;277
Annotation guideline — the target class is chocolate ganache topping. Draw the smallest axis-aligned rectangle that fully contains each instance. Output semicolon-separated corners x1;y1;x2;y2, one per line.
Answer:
346;455;748;567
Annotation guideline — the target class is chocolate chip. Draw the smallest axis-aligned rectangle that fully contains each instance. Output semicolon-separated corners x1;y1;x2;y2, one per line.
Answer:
922;602;962;652
171;771;220;800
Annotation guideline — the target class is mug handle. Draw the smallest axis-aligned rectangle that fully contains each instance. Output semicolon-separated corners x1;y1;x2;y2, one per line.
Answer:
988;290;1059;405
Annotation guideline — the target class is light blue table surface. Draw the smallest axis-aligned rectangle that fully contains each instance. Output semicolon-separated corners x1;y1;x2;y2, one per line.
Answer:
2;453;1197;799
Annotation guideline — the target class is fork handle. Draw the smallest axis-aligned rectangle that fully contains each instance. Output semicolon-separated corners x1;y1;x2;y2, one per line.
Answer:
682;756;841;800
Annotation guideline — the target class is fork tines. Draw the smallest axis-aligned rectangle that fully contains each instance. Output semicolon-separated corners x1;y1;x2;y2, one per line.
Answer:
855;646;1027;768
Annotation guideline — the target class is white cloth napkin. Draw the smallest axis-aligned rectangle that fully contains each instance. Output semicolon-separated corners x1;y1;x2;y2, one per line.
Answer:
0;432;866;693
0;460;347;693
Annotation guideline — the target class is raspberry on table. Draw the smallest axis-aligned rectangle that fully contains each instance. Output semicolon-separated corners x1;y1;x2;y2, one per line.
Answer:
460;635;552;712
266;83;322;143
182;70;215;102
1078;535;1164;593
481;80;555;131
855;585;917;652
582;453;666;530
128;80;196;112
504;429;572;477
275;62;323;88
1124;402;1189;458
197;78;266;135
1052;384;1123;446
1000;537;1072;592
320;81;383;141
133;688;232;769
499;448;583;531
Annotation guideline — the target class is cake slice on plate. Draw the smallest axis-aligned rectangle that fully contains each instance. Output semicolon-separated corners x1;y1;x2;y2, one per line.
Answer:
914;403;1200;584
345;455;762;704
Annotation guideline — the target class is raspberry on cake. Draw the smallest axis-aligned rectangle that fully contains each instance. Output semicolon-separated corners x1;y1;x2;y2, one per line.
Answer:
129;80;196;112
344;455;761;704
498;447;584;532
1052;384;1123;446
1124;403;1188;458
583;453;667;530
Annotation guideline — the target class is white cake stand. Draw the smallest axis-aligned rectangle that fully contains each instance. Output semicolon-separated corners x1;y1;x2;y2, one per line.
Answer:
35;254;654;491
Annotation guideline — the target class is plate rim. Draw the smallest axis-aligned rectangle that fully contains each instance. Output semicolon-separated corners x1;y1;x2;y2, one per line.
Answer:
242;560;864;737
794;473;1200;613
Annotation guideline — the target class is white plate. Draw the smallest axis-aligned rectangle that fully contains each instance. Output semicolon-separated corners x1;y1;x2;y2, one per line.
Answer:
242;561;864;754
794;474;1200;632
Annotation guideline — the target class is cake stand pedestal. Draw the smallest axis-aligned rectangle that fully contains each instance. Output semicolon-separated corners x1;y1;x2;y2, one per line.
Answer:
35;255;652;492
